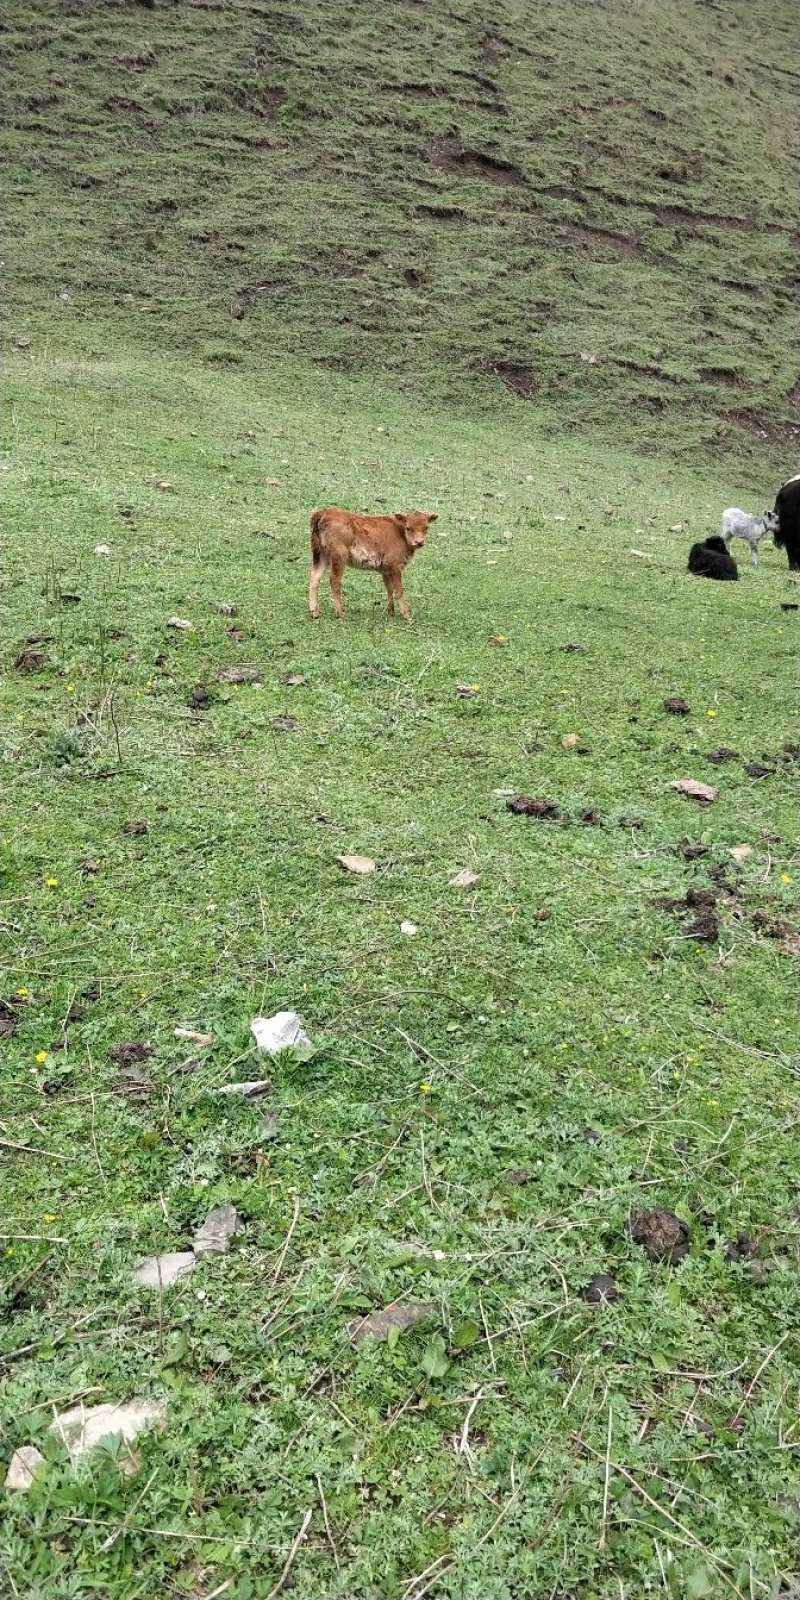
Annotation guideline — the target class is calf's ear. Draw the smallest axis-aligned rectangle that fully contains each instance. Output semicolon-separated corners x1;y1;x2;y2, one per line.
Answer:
393;512;406;524
426;512;438;523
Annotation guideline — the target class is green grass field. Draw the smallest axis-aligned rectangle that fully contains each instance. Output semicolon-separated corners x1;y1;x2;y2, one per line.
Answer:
2;338;799;1599
3;0;800;1595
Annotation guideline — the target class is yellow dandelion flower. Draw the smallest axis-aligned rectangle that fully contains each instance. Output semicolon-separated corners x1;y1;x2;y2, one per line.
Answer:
706;710;717;718
16;987;28;997
66;684;75;694
781;874;792;884
35;1051;48;1063
470;683;480;692
46;877;58;888
419;1081;432;1093
42;1212;57;1222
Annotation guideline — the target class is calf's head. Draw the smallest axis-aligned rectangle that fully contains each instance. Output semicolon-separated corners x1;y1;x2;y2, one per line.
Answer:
395;511;438;550
762;510;779;535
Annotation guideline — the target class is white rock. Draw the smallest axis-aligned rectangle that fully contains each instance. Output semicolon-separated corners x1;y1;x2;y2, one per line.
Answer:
93;543;111;556
192;1204;238;1257
400;920;418;937
49;1400;166;1470
668;778;718;804
335;853;376;875
133;1251;196;1290
5;1445;45;1492
216;1080;272;1098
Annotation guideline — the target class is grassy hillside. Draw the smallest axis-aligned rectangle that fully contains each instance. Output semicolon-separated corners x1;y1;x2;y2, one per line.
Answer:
3;3;800;1595
5;0;800;453
1;340;799;1597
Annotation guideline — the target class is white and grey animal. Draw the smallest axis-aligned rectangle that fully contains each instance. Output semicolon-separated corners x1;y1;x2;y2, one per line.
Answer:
720;506;778;566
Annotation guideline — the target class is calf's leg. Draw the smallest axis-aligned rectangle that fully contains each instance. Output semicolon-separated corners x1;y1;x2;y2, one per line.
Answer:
309;557;327;619
329;559;346;618
382;573;396;615
391;571;412;622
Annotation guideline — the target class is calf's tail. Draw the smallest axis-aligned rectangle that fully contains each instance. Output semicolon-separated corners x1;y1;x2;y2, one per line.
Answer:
310;509;325;563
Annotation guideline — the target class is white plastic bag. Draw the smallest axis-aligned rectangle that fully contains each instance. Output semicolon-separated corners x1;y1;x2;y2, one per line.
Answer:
251;1010;311;1056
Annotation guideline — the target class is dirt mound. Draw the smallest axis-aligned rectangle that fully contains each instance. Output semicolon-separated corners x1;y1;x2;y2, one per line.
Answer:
630;1208;689;1264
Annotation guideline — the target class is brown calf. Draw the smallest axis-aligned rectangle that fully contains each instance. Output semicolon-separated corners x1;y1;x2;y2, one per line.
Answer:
308;507;437;621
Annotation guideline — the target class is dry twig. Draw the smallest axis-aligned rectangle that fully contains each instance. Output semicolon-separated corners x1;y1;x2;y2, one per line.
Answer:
269;1192;301;1289
455;1387;484;1466
315;1473;339;1571
599;1404;613;1550
732;1329;791;1423
264;1507;313;1600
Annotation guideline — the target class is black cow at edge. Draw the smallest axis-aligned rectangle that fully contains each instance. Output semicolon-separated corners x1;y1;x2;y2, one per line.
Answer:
773;474;800;571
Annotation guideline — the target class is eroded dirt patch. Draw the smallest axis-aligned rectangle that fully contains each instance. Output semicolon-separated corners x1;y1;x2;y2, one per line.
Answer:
427;138;525;186
480;361;538;400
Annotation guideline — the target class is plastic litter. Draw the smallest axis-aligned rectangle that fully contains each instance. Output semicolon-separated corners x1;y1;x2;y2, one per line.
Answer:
251;1011;311;1056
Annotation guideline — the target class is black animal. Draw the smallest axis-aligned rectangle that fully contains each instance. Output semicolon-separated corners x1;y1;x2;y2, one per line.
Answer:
773;474;800;571
687;536;738;581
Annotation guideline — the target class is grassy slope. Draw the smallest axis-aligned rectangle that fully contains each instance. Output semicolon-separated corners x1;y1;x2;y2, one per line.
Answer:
3;0;800;1594
1;340;799;1597
4;0;799;453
